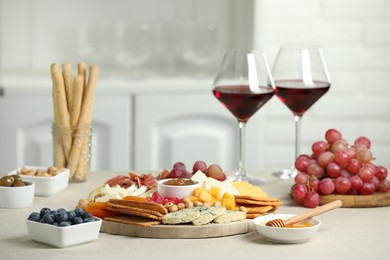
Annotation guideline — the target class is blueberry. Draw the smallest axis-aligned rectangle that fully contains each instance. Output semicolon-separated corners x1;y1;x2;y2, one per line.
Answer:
40;208;51;218
83;217;96;223
74;207;84;217
41;213;55;224
67;210;76;221
59;221;71;227
81;212;93;219
52;222;59;226
28;212;41;222
73;217;83;225
57;208;67;213
54;211;69;223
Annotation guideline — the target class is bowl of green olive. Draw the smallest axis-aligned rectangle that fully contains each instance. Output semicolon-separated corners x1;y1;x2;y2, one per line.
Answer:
0;175;35;208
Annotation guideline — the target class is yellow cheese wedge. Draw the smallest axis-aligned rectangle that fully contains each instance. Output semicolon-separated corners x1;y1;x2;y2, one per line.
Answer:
231;182;269;198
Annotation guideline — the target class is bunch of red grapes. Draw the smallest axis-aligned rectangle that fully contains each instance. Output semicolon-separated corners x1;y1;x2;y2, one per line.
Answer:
292;129;390;208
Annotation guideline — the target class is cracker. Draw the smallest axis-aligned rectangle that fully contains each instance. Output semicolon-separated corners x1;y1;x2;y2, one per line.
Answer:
107;204;163;220
234;195;279;202
109;199;168;214
104;215;161;227
235;198;282;207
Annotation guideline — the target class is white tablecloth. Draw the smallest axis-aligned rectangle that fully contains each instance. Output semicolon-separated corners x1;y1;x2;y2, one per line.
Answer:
1;170;389;260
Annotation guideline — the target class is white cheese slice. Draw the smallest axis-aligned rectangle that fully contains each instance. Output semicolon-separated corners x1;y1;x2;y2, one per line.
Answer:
222;180;240;196
130;185;147;196
203;178;227;198
190;170;208;186
102;185;126;196
95;193;122;202
125;184;138;193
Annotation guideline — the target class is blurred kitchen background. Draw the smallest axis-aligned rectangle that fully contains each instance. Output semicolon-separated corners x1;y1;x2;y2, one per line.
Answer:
0;0;389;174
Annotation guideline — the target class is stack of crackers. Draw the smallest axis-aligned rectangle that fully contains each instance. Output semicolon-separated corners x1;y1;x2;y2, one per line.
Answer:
105;198;167;227
235;195;282;219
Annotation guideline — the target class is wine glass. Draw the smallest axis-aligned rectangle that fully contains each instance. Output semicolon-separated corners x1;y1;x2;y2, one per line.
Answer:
212;49;275;184
272;44;331;179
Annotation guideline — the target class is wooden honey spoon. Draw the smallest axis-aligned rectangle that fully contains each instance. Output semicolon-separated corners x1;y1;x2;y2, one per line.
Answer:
266;200;342;228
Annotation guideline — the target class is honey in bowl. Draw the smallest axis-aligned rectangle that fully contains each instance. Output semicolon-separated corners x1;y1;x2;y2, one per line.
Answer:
262;221;313;228
163;178;197;186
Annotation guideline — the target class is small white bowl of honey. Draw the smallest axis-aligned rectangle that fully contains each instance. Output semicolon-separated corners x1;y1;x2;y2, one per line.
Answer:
253;214;321;244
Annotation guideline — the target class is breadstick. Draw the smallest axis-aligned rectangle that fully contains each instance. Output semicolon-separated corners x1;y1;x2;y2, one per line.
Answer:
68;65;99;179
52;71;72;162
50;63;66;168
62;63;73;111
70;75;84;128
78;62;87;87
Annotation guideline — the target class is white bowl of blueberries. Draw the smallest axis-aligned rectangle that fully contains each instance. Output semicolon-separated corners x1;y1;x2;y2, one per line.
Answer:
26;207;102;248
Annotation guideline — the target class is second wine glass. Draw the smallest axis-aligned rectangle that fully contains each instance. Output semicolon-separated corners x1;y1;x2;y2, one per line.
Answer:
212;49;275;184
272;44;331;179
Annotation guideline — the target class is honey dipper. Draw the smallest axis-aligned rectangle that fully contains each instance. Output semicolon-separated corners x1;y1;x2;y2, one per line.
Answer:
266;200;342;227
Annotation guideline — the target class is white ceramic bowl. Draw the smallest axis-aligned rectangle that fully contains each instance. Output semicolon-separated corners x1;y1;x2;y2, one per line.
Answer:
253;214;321;244
157;178;200;198
0;181;35;208
8;166;69;196
26;218;102;248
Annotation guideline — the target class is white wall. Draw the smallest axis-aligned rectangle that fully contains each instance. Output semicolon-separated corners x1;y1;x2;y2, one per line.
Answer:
252;0;390;170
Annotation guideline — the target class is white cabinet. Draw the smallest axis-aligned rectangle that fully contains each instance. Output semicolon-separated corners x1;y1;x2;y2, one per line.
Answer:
134;89;265;171
0;90;131;173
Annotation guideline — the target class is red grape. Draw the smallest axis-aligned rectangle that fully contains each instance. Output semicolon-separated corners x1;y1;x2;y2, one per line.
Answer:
309;178;320;192
312;141;328;155
294;172;308;185
371;176;380;190
317;151;335;168
294;155;311;172
173;162;187;171
359;182;375;195
304;191;320;208
375;166;388;180
330;139;348;154
346;158;361;174
344;147;357;159
326;162;342;178
358;166;375;183
325;129;342;143
356;149;373;163
334;150;351;166
334;176;351;194
319;178;335;195
354;136;371;149
349;175;363;190
192;160;207;173
292;184;308;201
378;179;390;193
168;169;187;178
307;163;325;178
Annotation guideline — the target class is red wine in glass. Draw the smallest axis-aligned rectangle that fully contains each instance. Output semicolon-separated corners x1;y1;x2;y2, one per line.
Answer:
275;80;330;116
213;85;274;122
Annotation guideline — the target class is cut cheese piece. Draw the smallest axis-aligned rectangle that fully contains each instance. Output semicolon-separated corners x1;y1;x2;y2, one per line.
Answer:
190;170;208;185
95;193;122;202
231;182;269;198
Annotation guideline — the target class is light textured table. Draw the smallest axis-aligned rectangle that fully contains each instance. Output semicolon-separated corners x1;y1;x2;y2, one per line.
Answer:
1;170;389;260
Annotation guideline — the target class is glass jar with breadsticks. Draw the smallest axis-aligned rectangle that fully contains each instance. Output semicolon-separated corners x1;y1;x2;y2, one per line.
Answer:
50;62;98;182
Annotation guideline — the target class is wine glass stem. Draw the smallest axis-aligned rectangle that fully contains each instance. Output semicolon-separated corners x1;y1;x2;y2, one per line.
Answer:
294;115;302;160
238;121;247;177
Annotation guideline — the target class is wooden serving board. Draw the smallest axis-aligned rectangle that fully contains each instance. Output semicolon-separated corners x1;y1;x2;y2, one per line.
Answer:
100;219;255;239
320;192;390;208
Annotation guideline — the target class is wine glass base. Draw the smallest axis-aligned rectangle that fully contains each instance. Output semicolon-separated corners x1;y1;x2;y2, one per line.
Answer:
228;174;267;186
272;167;298;180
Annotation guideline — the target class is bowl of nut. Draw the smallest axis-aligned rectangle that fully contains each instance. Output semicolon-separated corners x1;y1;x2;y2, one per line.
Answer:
157;178;200;199
8;166;69;196
0;175;35;208
26;207;102;248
